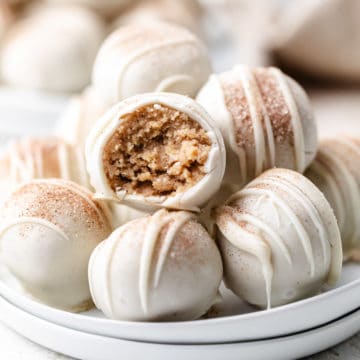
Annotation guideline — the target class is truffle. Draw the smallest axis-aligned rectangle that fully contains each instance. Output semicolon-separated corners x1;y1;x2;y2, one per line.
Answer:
196;65;317;187
89;209;223;321
305;136;360;261
215;168;342;309
0;179;112;311
0;137;90;203
86;92;226;212
0;5;105;92
92;21;211;104
271;0;360;82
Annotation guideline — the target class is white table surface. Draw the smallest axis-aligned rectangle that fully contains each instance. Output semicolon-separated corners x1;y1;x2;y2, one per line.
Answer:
0;88;359;359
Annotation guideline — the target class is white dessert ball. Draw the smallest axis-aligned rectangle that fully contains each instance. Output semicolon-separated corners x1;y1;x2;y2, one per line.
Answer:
85;92;226;212
0;179;112;311
92;21;212;104
89;209;223;321
215;168;342;309
0;5;105;92
197;65;317;187
306;136;360;261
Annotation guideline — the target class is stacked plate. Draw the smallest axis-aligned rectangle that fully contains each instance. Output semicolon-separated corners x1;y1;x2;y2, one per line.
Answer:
0;263;360;360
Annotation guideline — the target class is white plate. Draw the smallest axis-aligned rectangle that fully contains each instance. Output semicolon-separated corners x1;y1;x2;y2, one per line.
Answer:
0;294;359;360
1;263;360;344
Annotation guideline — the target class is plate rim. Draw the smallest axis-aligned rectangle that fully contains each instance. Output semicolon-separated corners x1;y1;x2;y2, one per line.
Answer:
1;272;360;344
0;294;360;360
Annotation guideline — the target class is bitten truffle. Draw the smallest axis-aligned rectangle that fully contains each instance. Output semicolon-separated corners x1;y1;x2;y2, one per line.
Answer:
0;179;112;312
197;65;317;187
215;168;342;309
89;209;223;321
86;92;226;212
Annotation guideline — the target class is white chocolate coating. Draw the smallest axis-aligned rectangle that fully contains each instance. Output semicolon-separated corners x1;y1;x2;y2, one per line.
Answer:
0;179;112;312
56;87;109;148
306;137;360;260
89;209;223;321
272;0;360;82
85;92;226;212
0;137;90;204
215;168;342;309
92;21;211;104
196;65;317;187
0;5;105;92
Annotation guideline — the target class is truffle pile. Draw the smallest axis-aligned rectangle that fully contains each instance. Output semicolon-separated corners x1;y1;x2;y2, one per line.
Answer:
0;1;205;93
0;16;352;324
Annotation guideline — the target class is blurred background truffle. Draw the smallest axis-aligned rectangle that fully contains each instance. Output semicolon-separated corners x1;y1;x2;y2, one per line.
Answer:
270;0;360;84
0;4;105;93
113;0;202;35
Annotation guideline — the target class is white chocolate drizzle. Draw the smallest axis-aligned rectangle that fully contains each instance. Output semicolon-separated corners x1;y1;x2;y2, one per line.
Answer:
264;170;342;286
271;68;305;172
258;176;331;274
314;144;360;255
110;39;199;100
138;210;194;314
331;139;360;251
155;74;195;93
232;209;292;265
235;66;276;180
106;227;127;318
236;66;267;177
256;176;328;264
218;211;273;309
0;217;71;246
6;139;89;190
219;167;344;307
214;74;247;185
57;141;71;181
309;160;346;230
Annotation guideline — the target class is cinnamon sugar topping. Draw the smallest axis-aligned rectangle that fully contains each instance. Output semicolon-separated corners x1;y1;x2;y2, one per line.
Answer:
254;68;294;145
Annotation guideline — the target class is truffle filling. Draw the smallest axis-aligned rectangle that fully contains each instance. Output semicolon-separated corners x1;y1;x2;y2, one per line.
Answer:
103;104;211;197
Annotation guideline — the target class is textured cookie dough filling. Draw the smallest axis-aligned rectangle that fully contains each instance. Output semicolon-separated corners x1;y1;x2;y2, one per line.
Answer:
103;104;211;197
